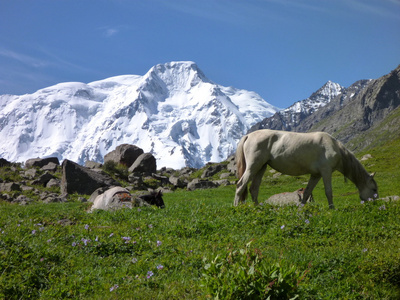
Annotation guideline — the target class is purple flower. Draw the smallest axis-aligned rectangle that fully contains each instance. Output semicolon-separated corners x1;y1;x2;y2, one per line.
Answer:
132;258;138;263
361;200;365;204
95;236;99;242
305;219;310;224
379;205;386;210
280;225;285;230
109;233;114;237
81;238;90;246
39;227;45;231
157;264;164;270
157;240;162;247
32;230;36;234
147;271;154;279
110;284;119;292
72;242;77;247
84;224;89;230
137;208;141;212
363;248;368;252
122;237;131;243
148;224;153;229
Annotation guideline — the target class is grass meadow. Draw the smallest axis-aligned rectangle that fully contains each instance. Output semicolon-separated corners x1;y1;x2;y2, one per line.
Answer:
1;138;400;299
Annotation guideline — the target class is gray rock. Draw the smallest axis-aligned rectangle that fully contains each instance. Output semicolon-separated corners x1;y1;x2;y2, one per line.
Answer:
201;163;226;178
32;171;55;186
0;182;21;192
187;178;217;191
41;162;58;172
0;158;12;167
169;175;187;188
46;178;61;188
104;144;144;167
25;157;60;169
85;161;103;169
24;168;37;179
128;153;156;175
61;159;119;195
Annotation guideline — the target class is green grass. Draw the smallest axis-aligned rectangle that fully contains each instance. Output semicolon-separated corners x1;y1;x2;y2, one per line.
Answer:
1;138;400;299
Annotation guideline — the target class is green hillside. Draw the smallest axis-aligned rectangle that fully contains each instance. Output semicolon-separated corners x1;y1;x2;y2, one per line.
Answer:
1;138;400;299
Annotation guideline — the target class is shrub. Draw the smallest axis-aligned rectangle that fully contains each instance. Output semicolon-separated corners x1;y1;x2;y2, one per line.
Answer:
201;241;306;299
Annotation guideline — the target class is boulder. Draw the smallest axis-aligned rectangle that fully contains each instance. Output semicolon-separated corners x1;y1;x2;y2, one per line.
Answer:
128;153;156;175
201;163;226;178
41;162;59;172
169;175;187;189
104;144;144;167
0;182;21;192
187;178;217;191
264;188;313;206
25;157;60;169
61;159;118;195
85;161;103;169
31;171;55;186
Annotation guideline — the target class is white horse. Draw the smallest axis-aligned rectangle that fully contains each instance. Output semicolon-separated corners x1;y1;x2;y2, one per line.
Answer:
234;130;378;209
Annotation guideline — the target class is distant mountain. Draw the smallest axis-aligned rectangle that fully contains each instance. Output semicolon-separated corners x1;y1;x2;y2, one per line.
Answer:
0;61;278;169
250;65;400;153
249;81;345;132
309;65;400;151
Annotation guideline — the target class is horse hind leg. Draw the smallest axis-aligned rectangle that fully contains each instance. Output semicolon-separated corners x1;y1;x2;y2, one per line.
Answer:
234;171;252;206
249;163;268;205
302;175;321;205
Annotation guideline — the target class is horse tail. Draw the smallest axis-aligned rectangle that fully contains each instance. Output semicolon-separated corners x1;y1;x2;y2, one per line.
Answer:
236;135;248;180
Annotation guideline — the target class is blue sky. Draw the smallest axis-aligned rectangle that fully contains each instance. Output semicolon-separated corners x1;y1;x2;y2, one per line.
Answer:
0;0;399;108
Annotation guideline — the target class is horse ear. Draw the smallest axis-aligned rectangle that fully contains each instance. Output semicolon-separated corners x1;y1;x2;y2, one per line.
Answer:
370;172;376;178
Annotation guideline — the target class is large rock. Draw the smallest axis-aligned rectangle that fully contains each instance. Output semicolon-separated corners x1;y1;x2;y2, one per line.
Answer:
25;157;60;169
201;163;226;178
128;153;156;175
61;159;118;195
187;178;217;191
104;144;144;167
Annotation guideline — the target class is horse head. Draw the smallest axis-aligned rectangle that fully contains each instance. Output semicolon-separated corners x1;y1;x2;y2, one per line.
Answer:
359;173;378;201
153;190;165;208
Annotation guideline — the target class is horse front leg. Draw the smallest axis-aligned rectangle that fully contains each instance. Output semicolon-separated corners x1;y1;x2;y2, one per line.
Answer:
302;175;321;205
322;172;335;209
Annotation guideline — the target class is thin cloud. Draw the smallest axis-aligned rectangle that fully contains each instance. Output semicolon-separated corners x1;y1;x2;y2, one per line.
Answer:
344;0;400;20
0;48;48;68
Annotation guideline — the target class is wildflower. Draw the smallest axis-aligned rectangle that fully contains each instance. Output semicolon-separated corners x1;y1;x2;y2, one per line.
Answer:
360;200;365;204
362;248;368;252
39;227;45;231
84;224;89;230
137;208;141;212
157;240;162;247
32;230;37;234
374;193;378;199
280;225;285;230
122;237;131;243
157;264;164;270
40;258;45;262
109;233;114;237
379;205;386;210
305;219;310;224
72;242;77;247
110;284;119;292
147;271;154;279
132;258;138;263
136;227;141;231
47;239;52;243
81;238;90;246
95;236;99;242
148;224;153;229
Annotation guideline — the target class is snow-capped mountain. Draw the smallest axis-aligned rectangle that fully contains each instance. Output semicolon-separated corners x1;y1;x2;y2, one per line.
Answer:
0;61;278;169
249;81;345;132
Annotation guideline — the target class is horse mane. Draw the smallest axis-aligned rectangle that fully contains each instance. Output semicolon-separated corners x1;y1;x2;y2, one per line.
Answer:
338;143;369;188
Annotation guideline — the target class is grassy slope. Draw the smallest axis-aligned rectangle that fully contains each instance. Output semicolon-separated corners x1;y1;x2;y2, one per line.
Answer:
0;138;399;299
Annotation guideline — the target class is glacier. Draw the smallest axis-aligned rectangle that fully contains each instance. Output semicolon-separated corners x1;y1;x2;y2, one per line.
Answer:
0;61;278;169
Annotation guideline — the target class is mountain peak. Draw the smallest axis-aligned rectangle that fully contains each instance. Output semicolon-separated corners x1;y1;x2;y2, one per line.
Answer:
0;61;277;169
